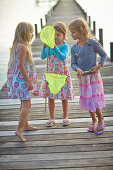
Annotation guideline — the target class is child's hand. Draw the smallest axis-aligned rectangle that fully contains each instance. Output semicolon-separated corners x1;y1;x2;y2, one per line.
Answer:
43;44;48;47
76;67;83;78
53;45;56;49
90;64;101;73
28;82;33;90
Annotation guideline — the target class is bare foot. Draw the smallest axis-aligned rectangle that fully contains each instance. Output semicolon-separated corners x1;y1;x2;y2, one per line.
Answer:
23;125;40;131
15;130;26;142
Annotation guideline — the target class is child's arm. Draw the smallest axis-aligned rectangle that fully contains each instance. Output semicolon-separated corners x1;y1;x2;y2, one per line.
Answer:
71;47;83;77
90;40;107;73
71;48;78;71
18;45;33;90
52;44;69;62
40;46;47;59
90;63;102;73
93;40;107;65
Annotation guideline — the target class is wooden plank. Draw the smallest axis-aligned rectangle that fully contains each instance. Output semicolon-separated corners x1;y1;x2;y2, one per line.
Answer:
0;143;113;155
1;123;113;136
1;151;113;162
0;121;113;131
0;158;113;169
0;102;113;112
0;131;113;142
0;117;113;126
0;114;113;122
0;132;113;147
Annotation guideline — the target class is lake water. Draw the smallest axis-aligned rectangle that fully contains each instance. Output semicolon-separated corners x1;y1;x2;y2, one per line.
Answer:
0;0;113;89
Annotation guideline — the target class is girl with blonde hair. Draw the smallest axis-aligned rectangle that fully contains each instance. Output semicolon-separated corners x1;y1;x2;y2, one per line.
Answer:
7;22;39;142
68;18;107;134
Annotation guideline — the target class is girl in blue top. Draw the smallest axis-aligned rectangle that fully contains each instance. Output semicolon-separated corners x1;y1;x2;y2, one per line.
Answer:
68;18;107;134
40;22;74;127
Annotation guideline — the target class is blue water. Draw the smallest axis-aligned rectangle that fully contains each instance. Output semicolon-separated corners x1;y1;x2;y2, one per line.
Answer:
0;0;113;90
0;0;57;89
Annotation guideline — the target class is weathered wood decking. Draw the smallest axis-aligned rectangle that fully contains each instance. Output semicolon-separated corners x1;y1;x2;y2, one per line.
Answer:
0;0;113;169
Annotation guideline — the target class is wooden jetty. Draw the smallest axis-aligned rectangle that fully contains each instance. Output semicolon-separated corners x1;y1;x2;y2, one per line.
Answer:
0;0;113;169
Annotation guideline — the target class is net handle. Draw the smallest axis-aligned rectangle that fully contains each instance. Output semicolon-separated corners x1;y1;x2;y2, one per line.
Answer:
45;46;49;112
83;65;113;74
47;47;49;64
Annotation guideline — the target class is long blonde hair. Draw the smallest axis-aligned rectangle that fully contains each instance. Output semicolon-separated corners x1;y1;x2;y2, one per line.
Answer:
68;18;94;40
9;22;34;65
54;22;67;41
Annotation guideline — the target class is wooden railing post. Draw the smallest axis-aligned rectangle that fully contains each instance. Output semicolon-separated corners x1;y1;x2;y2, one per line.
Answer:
40;18;43;29
110;42;113;62
93;21;96;35
45;14;48;24
34;24;38;38
99;28;103;46
88;16;91;28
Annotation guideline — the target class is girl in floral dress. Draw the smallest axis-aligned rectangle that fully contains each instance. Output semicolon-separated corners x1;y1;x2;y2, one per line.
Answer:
7;22;39;142
40;22;74;127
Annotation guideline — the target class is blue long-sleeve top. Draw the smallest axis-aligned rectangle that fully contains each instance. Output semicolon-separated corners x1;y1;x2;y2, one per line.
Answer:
71;39;107;71
40;42;69;62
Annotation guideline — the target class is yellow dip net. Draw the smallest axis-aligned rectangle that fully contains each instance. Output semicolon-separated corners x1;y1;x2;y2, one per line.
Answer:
46;73;67;94
40;25;55;49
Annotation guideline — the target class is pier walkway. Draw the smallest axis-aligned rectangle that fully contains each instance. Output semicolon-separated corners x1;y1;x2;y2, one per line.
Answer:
0;0;113;169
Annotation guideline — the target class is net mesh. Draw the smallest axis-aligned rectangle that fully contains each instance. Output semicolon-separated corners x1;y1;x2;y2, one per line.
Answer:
46;73;67;94
40;25;55;49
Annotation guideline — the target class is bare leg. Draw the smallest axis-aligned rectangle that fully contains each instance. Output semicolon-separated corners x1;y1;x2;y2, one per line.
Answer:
20;105;22;111
62;100;68;119
46;98;55;126
23;101;31;130
24;101;40;131
88;111;97;131
62;100;70;125
15;100;30;142
48;98;55;120
95;108;105;132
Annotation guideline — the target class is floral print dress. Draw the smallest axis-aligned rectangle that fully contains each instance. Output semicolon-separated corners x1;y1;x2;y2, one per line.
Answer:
7;48;39;100
39;53;74;100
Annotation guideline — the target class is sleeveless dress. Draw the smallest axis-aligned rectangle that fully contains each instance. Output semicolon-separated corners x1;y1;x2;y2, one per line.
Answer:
39;53;74;100
7;47;39;100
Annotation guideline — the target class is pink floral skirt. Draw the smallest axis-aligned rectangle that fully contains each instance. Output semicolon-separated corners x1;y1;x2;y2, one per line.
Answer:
78;72;105;112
